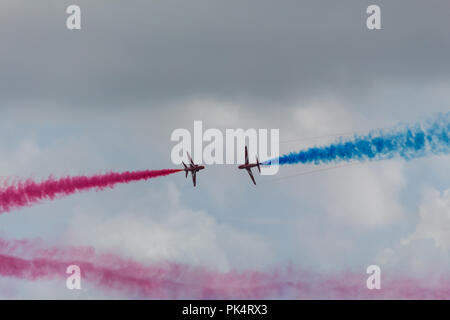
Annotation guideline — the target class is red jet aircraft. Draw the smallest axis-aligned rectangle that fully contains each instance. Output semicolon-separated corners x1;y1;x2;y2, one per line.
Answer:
238;146;261;185
182;152;205;187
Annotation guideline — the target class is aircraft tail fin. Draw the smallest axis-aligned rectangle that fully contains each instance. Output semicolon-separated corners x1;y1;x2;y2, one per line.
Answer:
187;152;194;165
256;156;261;173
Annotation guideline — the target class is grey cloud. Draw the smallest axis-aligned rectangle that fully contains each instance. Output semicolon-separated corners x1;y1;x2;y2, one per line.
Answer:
1;0;450;106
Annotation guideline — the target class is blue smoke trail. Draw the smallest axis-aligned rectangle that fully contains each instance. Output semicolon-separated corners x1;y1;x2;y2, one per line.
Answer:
263;113;449;166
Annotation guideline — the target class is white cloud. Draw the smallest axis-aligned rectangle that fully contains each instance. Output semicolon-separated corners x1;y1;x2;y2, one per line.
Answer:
375;187;450;276
402;188;450;250
285;159;407;229
0;277;127;300
64;182;273;273
292;100;357;137
280;98;408;228
0;96;447;298
323;161;406;227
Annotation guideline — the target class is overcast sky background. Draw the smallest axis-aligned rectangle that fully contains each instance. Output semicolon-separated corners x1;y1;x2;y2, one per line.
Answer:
0;0;449;298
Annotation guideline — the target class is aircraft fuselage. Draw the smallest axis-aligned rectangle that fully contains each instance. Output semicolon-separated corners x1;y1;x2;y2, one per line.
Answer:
185;165;205;172
238;163;258;170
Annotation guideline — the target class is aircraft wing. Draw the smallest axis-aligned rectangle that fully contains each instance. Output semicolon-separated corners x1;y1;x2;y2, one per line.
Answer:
192;170;197;187
246;168;256;185
182;162;188;177
245;146;249;165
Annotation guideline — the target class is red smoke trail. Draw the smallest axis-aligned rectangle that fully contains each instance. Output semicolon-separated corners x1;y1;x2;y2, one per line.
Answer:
0;169;182;213
1;238;450;299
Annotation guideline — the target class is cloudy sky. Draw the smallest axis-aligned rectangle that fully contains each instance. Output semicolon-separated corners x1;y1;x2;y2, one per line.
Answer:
0;0;449;298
